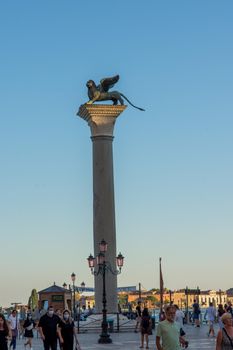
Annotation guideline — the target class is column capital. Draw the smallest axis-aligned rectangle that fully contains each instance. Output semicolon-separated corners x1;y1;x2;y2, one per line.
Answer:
77;104;127;137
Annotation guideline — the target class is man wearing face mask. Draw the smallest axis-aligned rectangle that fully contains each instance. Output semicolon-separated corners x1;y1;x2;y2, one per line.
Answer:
38;306;61;350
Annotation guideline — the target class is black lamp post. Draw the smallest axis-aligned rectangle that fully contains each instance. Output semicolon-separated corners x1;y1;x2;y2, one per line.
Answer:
197;286;200;303
87;239;124;344
185;286;189;323
71;273;76;320
169;290;172;305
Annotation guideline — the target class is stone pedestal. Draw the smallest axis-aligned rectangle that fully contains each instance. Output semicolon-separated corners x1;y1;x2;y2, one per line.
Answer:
78;104;126;313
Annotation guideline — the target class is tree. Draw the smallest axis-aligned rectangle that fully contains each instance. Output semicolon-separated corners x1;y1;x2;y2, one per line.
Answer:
28;289;38;310
146;295;158;303
118;294;128;307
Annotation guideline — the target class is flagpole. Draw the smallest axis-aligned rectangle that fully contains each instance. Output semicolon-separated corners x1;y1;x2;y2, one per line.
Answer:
159;257;164;317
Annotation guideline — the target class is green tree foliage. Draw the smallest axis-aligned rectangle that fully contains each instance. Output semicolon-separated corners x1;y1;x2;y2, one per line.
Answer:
118;294;128;307
146;295;158;303
28;289;38;310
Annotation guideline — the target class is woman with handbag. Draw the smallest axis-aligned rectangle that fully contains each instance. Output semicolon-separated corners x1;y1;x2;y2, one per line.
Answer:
216;312;233;350
58;310;81;350
23;313;36;350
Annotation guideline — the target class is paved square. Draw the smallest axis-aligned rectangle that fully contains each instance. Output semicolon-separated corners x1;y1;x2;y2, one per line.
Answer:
14;324;218;349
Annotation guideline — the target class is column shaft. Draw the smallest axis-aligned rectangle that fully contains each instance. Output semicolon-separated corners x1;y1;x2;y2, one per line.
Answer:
92;135;117;313
78;104;127;315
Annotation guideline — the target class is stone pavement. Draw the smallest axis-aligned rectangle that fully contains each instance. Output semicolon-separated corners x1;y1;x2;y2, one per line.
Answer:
14;324;218;349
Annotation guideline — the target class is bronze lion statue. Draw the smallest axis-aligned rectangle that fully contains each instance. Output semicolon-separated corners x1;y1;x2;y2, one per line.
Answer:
85;75;145;111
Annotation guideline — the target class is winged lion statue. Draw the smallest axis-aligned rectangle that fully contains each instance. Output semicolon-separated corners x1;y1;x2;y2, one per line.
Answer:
84;75;145;111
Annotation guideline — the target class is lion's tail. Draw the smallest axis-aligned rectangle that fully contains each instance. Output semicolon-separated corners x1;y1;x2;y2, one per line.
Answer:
120;94;145;111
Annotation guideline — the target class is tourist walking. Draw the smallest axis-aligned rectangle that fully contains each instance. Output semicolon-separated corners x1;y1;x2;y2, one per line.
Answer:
226;302;233;315
218;304;225;329
58;310;81;350
216;312;233;350
38;306;61;350
23;313;36;350
205;302;216;337
174;305;185;336
139;308;152;349
192;299;201;327
8;309;20;350
156;305;187;350
0;314;12;350
134;301;142;333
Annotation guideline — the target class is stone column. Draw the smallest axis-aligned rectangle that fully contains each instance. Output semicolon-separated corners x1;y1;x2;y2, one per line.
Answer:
78;104;126;313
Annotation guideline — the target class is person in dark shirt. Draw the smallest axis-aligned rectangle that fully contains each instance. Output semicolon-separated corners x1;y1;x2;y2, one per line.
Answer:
226;302;233;315
134;301;142;333
192;299;200;327
58;310;80;350
23;313;36;349
38;306;61;350
0;314;11;350
140;307;152;349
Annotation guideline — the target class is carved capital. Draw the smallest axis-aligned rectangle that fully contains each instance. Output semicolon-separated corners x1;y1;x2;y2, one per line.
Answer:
77;104;127;137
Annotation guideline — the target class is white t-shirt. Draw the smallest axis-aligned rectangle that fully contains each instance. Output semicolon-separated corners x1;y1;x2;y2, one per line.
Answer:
175;310;185;329
206;306;216;321
8;315;20;330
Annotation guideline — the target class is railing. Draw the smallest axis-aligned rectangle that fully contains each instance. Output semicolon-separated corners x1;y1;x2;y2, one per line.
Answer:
76;312;137;333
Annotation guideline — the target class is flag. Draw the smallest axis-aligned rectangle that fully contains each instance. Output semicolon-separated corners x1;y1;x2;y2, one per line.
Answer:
159;257;164;314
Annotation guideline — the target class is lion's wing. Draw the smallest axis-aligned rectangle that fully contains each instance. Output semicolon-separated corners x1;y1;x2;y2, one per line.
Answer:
99;75;120;92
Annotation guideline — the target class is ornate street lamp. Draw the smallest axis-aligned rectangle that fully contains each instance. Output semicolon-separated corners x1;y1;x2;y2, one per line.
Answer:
87;239;124;344
71;273;76;320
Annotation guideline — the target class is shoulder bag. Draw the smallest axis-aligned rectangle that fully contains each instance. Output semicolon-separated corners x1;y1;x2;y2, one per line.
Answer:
223;327;233;349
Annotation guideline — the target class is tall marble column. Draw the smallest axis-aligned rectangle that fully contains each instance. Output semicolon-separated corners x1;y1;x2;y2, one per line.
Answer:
78;104;126;313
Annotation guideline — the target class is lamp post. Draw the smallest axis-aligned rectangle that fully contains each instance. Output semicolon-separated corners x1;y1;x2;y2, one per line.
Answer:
71;273;76;320
80;281;86;313
77;281;85;334
185;286;189;323
87;239;124;344
169;290;172;305
197;286;200;303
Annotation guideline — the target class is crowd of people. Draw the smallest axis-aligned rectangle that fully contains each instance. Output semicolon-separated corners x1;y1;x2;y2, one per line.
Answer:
1;300;233;349
0;306;81;350
132;299;233;349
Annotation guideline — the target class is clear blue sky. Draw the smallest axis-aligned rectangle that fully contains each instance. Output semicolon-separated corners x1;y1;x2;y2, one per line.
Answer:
0;0;233;307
